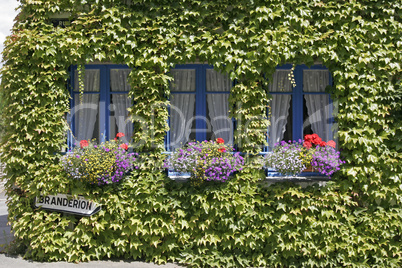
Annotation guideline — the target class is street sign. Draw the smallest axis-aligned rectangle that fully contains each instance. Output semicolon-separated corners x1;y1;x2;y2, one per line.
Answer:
35;194;101;216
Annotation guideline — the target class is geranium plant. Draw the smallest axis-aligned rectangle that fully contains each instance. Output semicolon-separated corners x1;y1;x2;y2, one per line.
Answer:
61;133;139;185
263;134;343;177
304;134;344;176
164;138;244;184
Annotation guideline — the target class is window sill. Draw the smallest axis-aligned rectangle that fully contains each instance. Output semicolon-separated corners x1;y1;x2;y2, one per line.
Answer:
263;175;331;187
265;168;331;186
167;171;191;182
167;171;331;187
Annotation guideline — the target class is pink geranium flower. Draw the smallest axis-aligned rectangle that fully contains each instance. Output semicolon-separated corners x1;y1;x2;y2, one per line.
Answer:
120;143;128;150
303;141;312;149
80;140;89;148
116;132;125;138
327;140;336;148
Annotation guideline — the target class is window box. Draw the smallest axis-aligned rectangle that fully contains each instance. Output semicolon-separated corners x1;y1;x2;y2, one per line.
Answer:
263;175;331;188
164;139;244;184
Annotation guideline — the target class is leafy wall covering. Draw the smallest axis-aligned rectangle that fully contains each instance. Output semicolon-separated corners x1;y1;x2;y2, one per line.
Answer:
0;0;401;267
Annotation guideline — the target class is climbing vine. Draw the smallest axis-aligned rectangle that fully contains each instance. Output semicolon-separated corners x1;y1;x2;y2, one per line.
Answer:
0;0;401;266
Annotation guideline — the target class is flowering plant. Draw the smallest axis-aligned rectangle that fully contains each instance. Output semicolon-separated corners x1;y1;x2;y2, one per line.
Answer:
61;133;139;185
263;134;343;177
311;145;343;176
263;140;307;176
303;134;344;176
164;139;244;183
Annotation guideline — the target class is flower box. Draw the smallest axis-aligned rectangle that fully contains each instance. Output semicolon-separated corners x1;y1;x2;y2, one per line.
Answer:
61;133;139;185
263;134;344;177
164;139;245;184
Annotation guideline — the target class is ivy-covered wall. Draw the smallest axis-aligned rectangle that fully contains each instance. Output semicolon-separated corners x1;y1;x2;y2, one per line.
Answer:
0;0;401;267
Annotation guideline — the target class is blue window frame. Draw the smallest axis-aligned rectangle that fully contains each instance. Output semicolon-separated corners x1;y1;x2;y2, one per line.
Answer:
68;64;132;148
166;64;234;151
266;64;334;176
267;64;334;148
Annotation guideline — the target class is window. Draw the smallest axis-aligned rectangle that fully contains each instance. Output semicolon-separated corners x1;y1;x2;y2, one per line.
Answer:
167;64;234;151
267;64;334;150
68;64;133;147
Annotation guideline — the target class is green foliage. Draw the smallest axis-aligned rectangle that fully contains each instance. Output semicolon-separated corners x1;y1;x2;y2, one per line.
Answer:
0;0;401;267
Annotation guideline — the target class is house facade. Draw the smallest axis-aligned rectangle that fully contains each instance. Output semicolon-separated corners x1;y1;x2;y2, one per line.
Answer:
0;1;400;266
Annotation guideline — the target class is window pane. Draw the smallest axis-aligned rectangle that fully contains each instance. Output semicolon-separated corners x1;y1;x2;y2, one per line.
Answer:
73;94;100;142
206;94;232;144
170;94;195;150
268;95;292;148
303;70;332;141
170;69;196;92
303;70;329;92
110;69;131;92
269;70;293;92
206;69;232;92
302;97;313;136
110;94;133;143
304;94;332;141
74;69;100;92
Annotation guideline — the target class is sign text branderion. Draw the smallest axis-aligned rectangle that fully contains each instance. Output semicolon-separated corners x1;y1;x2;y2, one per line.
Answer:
35;194;101;216
37;195;94;210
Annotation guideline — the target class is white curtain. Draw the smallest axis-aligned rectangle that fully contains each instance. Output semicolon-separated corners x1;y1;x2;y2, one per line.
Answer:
170;69;196;150
74;70;100;142
303;70;331;141
110;69;133;142
206;69;232;144
268;70;292;148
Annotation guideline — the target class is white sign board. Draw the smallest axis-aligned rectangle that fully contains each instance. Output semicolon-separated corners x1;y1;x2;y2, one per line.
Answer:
35;194;101;216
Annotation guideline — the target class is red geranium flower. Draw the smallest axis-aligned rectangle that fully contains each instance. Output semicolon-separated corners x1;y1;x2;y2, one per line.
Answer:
327;140;336;148
116;132;125;138
218;147;226;153
216;138;224;144
120;143;128;150
304;134;313;142
312;135;322;145
80;140;89;149
305;133;323;145
319;141;327;147
311;134;319;140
